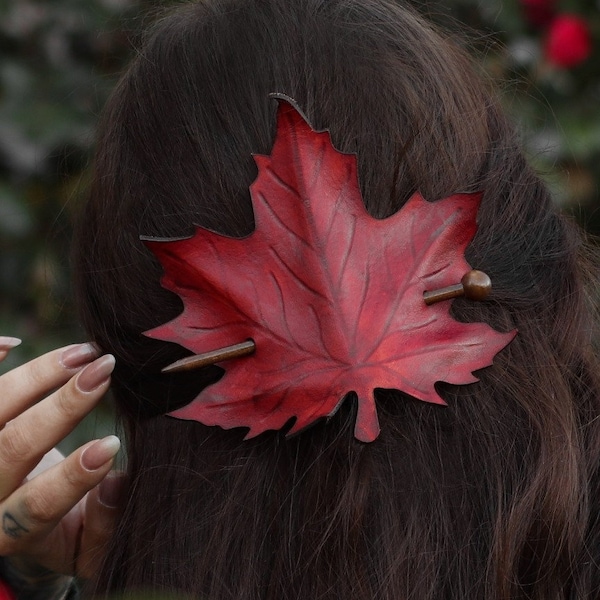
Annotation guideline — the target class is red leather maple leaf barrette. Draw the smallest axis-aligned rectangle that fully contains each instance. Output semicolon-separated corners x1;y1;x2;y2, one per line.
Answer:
144;95;515;442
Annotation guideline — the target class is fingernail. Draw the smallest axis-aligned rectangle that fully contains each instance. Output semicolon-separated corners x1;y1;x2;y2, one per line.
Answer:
0;336;22;350
61;343;100;369
98;473;126;508
76;355;116;392
81;436;121;472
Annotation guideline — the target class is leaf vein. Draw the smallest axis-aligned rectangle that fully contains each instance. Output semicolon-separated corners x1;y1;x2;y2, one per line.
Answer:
258;188;310;248
362;210;461;361
270;270;313;355
269;246;330;304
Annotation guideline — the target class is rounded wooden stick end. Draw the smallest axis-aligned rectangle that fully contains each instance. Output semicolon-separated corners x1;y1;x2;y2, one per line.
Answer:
461;270;492;301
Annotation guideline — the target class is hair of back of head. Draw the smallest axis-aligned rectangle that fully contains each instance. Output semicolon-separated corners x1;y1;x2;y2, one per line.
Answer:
73;0;600;598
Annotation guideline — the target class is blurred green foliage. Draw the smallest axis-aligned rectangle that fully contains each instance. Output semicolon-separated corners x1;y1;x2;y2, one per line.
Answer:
0;0;145;363
0;0;598;450
0;0;157;449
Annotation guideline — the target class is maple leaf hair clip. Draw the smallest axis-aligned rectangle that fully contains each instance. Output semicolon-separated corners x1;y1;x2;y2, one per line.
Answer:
143;95;516;442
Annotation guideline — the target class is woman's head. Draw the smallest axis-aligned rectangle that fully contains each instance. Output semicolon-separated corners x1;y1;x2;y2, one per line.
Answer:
74;0;600;598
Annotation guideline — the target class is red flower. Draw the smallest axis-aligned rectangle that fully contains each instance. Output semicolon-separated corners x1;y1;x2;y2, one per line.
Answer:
545;15;593;68
520;0;557;28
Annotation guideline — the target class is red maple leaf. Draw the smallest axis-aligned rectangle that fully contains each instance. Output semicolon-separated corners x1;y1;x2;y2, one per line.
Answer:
145;97;515;442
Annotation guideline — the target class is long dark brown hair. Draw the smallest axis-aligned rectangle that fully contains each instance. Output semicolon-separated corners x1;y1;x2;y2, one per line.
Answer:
73;0;600;598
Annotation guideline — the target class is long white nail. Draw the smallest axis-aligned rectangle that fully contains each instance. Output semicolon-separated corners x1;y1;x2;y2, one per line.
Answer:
0;336;22;350
81;436;121;471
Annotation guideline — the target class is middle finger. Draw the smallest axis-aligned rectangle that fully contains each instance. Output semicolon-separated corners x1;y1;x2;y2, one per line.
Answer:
0;355;115;500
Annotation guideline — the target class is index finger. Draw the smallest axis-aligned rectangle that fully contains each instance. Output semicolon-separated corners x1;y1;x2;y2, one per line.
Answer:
0;337;22;365
0;343;99;425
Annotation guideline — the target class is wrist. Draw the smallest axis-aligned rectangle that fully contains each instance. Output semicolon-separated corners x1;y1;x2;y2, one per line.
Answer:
0;557;73;600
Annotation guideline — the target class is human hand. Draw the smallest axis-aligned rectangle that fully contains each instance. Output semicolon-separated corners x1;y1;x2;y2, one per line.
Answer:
0;337;122;581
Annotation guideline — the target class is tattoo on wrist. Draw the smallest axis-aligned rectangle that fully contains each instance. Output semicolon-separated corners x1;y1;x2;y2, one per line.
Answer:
2;512;29;539
1;513;75;600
